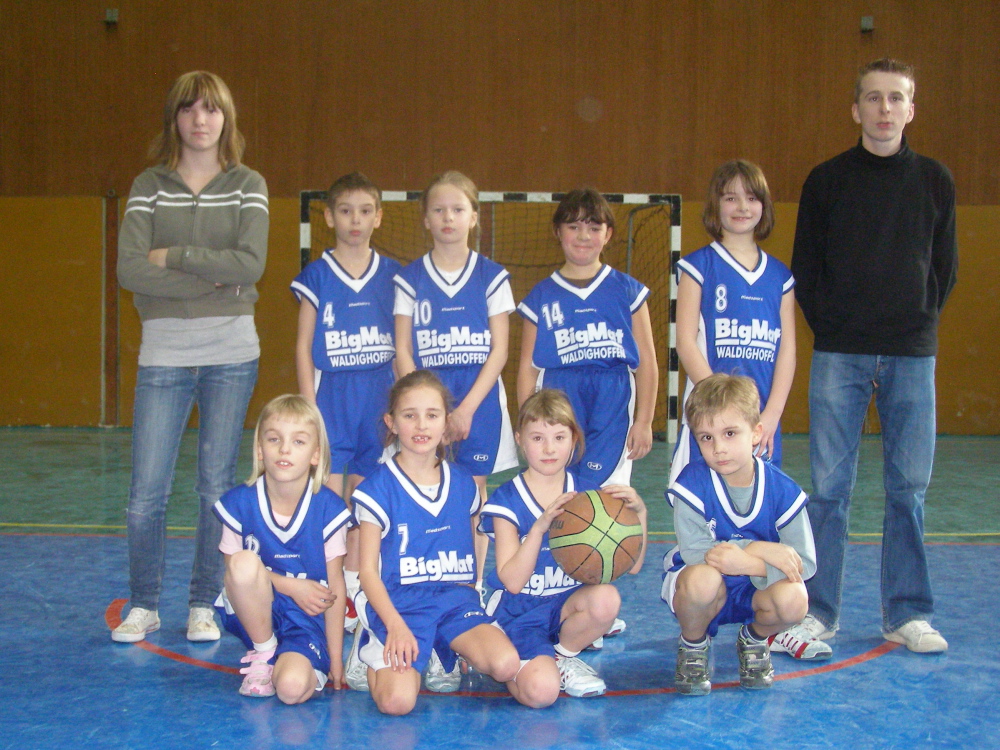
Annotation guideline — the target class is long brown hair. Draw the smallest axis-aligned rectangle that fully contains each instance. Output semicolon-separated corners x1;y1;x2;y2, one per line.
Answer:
149;71;245;170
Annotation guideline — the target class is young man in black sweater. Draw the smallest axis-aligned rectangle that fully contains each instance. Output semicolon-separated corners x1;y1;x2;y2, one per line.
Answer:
788;58;957;654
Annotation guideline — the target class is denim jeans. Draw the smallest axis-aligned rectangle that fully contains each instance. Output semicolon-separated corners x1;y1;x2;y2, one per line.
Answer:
805;351;936;633
126;360;258;610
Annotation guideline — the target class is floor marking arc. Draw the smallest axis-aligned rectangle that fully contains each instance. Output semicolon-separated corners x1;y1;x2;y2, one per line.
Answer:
105;598;901;697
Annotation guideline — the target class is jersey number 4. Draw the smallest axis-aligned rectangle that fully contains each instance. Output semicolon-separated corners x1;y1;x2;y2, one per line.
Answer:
322;302;335;327
540;302;564;330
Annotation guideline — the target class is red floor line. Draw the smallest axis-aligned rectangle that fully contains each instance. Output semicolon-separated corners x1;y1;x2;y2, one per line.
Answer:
105;598;239;675
104;598;901;698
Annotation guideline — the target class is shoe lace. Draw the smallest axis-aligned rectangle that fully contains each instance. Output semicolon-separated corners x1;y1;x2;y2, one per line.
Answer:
559;656;597;679
904;620;936;635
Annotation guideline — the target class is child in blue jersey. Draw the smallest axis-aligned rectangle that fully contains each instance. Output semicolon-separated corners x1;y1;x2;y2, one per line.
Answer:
661;374;821;696
351;370;521;715
670;161;796;483
393;170;518;589
292;172;401;627
480;389;647;706
518;188;658;488
213;395;352;703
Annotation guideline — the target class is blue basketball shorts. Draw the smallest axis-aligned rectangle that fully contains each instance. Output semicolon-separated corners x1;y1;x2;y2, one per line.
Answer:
355;583;493;673
435;366;517;477
487;587;578;660
315;364;394;478
662;565;757;637
216;589;330;690
538;365;635;486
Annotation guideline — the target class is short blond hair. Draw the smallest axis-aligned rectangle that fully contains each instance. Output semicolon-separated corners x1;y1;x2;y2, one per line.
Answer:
685;373;761;433
247;394;330;493
516;388;586;465
149;71;245;171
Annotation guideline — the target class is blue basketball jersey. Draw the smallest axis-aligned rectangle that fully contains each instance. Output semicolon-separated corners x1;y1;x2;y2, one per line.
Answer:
291;250;401;372
664;457;807;572
676;242;793;405
518;265;649;371
352;458;480;590
479;471;600;597
394;252;511;370
213;478;353;582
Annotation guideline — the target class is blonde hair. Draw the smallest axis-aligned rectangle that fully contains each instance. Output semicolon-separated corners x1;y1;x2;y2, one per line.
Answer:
383;370;453;465
684;373;762;433
247;394;330;493
149;71;245;171
421;170;480;243
517;389;586;465
702;160;775;242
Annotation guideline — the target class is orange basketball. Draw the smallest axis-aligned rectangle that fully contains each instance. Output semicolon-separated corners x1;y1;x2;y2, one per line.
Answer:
548;489;643;585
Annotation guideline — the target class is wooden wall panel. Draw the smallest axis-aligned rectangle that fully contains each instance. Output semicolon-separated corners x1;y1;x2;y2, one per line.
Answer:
0;197;104;426
1;1;997;203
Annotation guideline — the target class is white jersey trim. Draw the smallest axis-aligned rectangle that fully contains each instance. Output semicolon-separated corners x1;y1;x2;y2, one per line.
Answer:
549;264;613;301
711;241;767;285
254;477;314;543
322;250;380;294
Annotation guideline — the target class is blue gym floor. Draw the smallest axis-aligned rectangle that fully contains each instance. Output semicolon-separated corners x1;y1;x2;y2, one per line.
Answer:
1;431;997;750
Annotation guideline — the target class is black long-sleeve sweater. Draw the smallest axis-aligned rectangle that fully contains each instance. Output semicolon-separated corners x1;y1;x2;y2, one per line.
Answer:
791;137;957;356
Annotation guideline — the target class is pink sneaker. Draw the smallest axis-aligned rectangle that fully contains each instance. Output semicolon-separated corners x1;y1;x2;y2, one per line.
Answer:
238;649;276;697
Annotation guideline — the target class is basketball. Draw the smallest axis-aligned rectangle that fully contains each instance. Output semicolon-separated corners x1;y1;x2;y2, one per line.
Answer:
548;490;644;585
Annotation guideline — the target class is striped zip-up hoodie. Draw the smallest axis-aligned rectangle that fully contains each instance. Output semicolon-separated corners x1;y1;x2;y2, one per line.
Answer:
117;163;268;321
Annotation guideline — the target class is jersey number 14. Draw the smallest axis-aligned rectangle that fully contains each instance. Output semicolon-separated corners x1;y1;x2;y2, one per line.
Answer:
540;302;564;330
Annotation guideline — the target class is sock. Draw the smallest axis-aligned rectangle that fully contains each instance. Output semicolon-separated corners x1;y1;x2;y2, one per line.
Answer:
252;635;278;652
681;634;709;649
554;643;580;659
742;624;766;643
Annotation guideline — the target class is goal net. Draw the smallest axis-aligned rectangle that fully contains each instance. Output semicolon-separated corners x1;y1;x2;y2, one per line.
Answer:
299;190;681;441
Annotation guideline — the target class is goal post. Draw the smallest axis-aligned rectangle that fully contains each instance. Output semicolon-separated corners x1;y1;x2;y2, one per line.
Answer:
299;190;681;442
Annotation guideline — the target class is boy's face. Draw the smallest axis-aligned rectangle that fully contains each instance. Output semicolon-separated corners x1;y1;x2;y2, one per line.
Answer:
852;72;915;155
691;407;763;487
324;190;382;250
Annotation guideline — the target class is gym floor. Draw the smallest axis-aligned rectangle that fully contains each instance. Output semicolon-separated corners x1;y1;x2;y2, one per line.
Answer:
2;431;996;750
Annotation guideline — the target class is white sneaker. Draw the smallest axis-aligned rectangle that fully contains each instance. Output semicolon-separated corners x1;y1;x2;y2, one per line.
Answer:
424;649;462;693
605;618;627;637
769;621;833;660
111;607;160;643
187;606;221;642
799;613;838;641
885;620;948;653
345;630;369;692
556;655;606;698
586;616;627;651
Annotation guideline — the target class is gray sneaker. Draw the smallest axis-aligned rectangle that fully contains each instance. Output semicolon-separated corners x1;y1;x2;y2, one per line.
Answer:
737;630;774;690
424;650;462;693
675;637;711;696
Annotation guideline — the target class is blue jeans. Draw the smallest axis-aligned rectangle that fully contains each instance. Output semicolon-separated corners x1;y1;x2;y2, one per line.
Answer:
126;360;258;610
805;351;936;633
